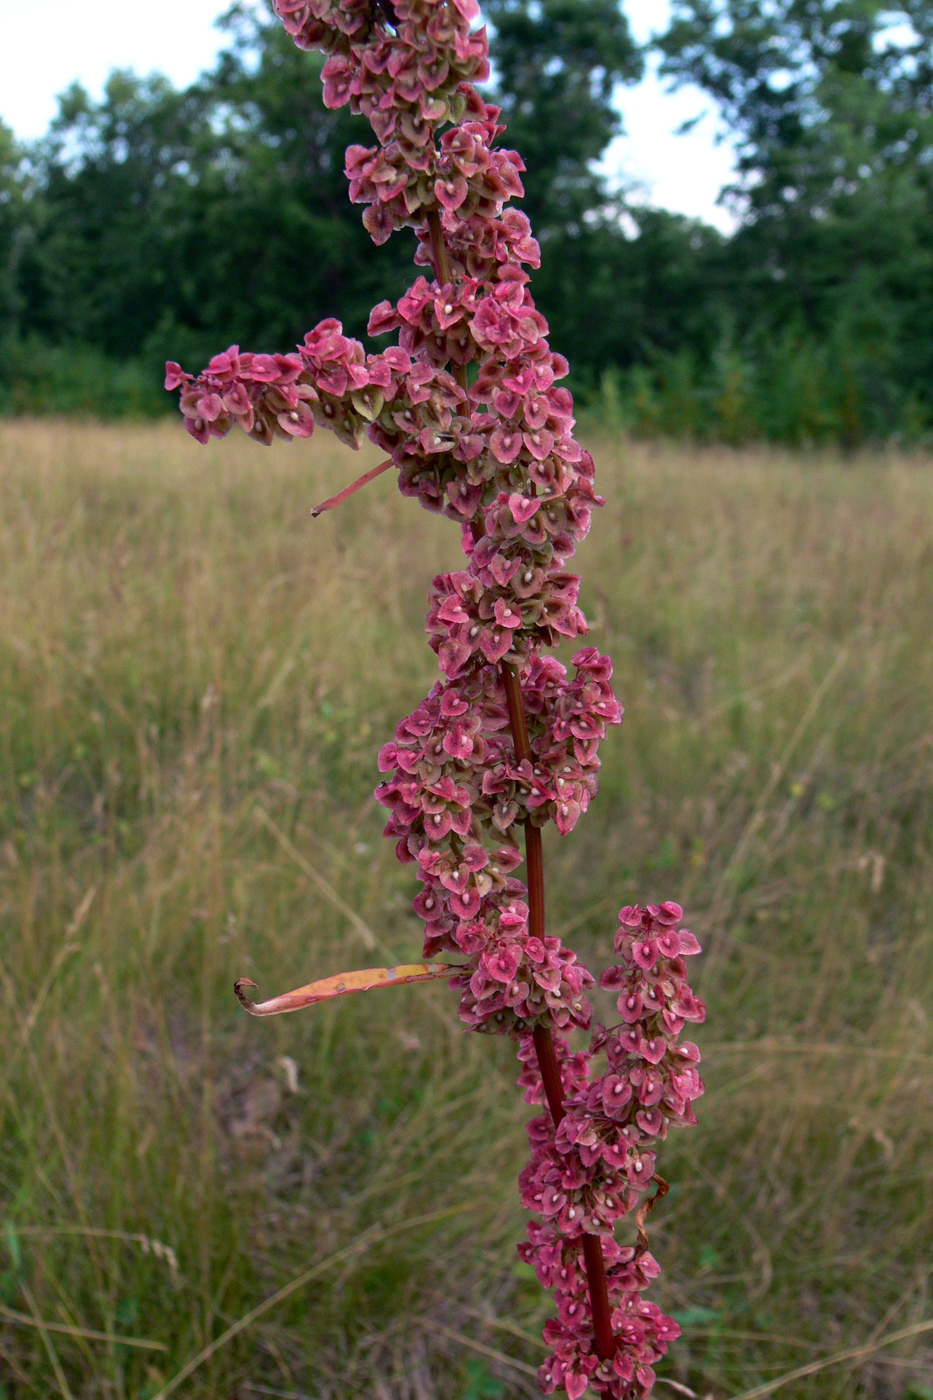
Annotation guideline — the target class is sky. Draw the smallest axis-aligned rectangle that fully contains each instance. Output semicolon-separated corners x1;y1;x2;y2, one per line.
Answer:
0;0;738;231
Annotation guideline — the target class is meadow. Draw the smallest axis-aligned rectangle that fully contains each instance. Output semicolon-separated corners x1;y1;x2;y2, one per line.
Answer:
0;418;931;1400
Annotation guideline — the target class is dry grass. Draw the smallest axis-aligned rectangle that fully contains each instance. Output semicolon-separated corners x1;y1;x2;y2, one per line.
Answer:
0;419;931;1400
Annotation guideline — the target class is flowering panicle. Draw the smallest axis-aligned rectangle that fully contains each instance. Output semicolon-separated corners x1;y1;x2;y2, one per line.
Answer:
517;903;704;1398
375;648;620;1034
167;0;704;1393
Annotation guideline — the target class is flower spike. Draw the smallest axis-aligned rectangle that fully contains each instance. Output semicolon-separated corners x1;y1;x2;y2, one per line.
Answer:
169;0;705;1391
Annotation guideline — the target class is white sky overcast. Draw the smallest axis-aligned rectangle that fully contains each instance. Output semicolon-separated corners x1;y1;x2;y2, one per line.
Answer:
0;0;738;231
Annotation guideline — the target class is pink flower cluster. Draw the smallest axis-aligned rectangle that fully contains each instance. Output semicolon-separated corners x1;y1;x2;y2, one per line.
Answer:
517;904;705;1398
166;0;704;1394
164;320;410;447
376;649;621;1033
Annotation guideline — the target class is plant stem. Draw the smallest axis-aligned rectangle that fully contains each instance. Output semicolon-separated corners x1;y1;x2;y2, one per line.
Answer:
501;664;616;1362
310;459;393;517
531;1019;563;1121
425;212;471;395
427;210;451;286
581;1235;615;1360
425;208;617;1364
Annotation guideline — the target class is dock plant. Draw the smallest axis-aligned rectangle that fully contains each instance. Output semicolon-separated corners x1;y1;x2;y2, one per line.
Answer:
166;0;705;1393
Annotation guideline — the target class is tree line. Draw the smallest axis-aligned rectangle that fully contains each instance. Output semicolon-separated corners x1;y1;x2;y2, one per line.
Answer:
2;0;932;445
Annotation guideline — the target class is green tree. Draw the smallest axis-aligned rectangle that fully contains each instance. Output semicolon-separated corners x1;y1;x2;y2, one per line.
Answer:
482;0;642;232
478;0;728;398
658;0;933;218
524;210;729;393
658;0;933;430
18;73;214;359
17;14;414;366
148;1;415;358
16;0;658;384
5;0;745;427
0;121;29;334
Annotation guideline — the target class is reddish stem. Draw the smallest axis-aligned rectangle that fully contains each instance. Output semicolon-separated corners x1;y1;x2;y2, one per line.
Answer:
425;210;617;1363
501;664;616;1362
502;660;531;762
426;210;451;287
501;662;544;939
582;1235;615;1357
525;821;545;943
310;458;393;517
425;212;470;395
531;1019;564;1124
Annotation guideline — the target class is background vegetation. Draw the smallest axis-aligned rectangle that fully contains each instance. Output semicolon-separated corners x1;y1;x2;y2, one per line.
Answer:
2;0;933;444
1;419;931;1398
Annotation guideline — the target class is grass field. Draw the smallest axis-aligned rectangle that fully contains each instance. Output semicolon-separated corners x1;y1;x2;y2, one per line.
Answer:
1;418;932;1400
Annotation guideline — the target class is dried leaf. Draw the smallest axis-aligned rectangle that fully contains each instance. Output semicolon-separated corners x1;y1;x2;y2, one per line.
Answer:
234;963;462;1017
634;1174;669;1258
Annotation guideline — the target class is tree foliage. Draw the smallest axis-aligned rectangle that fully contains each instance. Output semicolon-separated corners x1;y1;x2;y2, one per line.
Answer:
0;123;27;330
659;0;933;428
3;0;933;441
482;0;642;230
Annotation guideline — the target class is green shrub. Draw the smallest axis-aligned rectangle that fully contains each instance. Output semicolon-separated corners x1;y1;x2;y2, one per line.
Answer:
0;335;167;418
